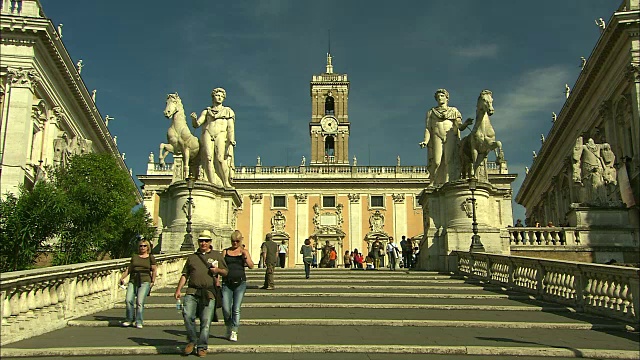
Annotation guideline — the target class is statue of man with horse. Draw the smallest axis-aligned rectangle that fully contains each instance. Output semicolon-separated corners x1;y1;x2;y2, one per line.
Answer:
419;89;472;186
159;88;236;188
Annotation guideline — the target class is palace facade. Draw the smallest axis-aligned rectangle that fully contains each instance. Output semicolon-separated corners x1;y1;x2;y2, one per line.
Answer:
515;0;639;263
0;0;136;199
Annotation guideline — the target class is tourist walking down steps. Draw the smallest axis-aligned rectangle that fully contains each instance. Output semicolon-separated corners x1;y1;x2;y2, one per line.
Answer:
300;238;314;279
174;230;228;357
119;236;157;329
221;230;254;343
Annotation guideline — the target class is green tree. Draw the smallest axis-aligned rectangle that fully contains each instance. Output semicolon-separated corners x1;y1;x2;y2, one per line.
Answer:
0;181;68;272
106;206;155;259
51;153;151;265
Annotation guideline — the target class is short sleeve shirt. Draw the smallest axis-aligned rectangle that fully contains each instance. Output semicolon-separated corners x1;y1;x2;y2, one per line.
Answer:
182;250;227;297
128;255;156;284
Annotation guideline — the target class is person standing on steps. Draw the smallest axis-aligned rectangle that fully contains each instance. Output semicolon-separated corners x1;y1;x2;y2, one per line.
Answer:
278;239;288;268
221;230;254;343
386;237;400;271
260;233;278;290
119;237;157;329
300;238;314;279
174;230;228;357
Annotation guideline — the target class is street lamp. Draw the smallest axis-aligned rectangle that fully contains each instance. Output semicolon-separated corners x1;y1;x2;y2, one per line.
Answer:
468;177;485;252
180;177;196;252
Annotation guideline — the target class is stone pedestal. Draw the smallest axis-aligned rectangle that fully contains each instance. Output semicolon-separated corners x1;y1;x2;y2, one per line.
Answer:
158;180;241;253
567;206;638;263
418;180;511;271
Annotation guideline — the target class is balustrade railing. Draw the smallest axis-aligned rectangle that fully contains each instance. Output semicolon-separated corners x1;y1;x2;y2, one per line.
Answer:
451;251;639;325
508;226;580;246
0;254;187;345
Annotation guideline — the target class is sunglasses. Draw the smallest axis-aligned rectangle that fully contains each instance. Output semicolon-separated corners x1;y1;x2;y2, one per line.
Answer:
231;240;242;243
139;245;148;248
199;239;212;242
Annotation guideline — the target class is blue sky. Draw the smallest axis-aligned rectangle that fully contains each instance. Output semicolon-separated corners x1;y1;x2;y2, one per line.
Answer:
43;0;620;221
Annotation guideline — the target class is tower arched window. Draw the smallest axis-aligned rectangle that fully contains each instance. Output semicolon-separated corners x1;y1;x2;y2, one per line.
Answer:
325;96;335;115
325;136;335;157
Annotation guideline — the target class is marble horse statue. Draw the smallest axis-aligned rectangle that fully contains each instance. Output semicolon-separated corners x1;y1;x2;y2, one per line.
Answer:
159;93;200;179
460;89;503;179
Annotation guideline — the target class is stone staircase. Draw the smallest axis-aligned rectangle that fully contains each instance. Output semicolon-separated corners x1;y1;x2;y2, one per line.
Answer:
2;268;638;359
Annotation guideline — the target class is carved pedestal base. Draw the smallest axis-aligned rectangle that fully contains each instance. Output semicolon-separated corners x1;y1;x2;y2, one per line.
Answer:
418;180;511;271
158;180;241;253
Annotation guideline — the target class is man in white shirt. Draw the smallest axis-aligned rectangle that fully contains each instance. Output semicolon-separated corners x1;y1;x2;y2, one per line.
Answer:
386;237;400;271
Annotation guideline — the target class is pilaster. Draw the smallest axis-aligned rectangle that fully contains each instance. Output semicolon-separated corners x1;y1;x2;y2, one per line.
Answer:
0;68;40;196
348;193;362;252
249;194;264;261
295;194;309;264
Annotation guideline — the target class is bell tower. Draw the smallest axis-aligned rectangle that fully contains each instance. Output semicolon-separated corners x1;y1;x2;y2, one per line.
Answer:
309;51;350;165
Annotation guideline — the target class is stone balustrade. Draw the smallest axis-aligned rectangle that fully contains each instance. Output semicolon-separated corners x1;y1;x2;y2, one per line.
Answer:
0;254;187;345
451;251;639;325
508;226;579;246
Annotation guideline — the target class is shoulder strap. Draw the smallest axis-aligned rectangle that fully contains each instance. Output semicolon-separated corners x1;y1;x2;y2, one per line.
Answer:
195;252;214;279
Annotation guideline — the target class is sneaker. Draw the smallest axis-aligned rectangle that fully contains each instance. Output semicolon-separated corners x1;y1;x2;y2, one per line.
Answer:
265;287;275;290
135;323;143;329
229;331;238;342
121;322;131;327
184;343;195;355
197;349;207;357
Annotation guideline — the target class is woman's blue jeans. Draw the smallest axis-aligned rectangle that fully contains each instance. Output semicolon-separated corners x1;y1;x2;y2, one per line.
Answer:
125;282;150;326
221;281;247;332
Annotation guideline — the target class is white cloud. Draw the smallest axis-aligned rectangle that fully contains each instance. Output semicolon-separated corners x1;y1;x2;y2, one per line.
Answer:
453;43;499;58
492;65;570;134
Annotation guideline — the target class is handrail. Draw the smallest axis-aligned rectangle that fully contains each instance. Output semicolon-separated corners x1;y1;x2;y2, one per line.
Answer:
451;251;639;326
0;253;189;345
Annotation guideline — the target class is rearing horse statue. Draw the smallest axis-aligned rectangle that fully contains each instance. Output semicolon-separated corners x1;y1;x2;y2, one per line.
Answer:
460;89;503;179
159;93;200;179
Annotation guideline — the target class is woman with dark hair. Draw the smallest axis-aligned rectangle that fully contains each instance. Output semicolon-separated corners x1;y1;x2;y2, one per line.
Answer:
119;237;157;328
300;238;314;279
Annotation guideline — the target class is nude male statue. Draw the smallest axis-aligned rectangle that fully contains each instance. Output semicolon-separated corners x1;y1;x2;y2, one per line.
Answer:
419;89;471;185
191;88;236;188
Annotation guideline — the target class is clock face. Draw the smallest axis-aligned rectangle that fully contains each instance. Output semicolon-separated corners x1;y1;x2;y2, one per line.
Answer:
321;117;338;133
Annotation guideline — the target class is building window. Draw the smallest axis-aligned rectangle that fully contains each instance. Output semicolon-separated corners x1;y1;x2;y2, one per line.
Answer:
370;195;384;208
324;136;335;157
323;195;336;208
325;96;335;115
273;195;286;208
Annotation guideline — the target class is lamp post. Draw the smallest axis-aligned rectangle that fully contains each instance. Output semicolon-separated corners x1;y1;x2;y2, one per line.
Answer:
180;177;196;252
468;177;485;252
